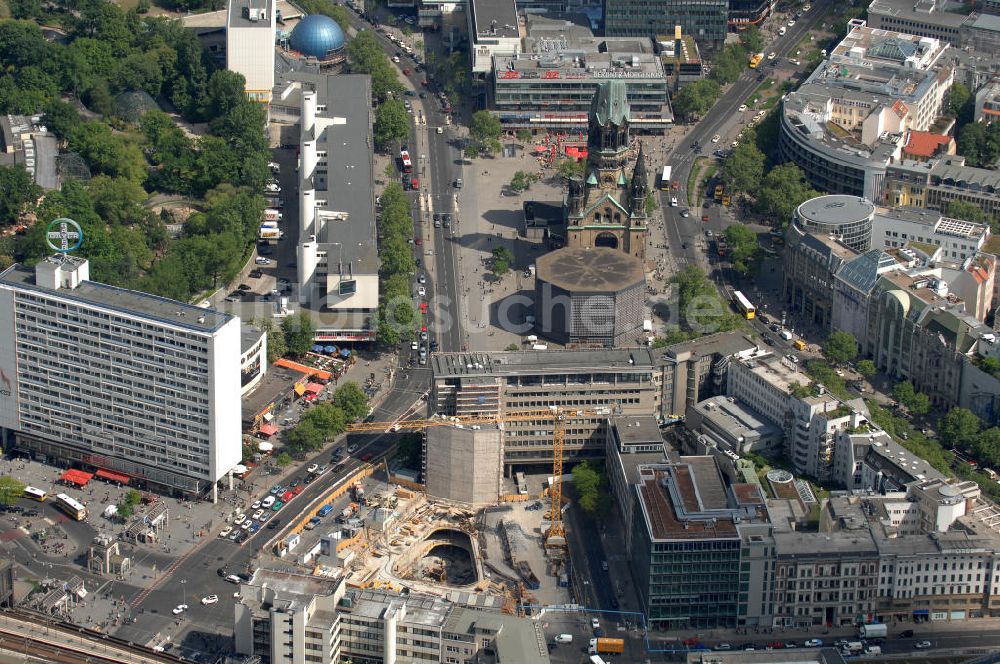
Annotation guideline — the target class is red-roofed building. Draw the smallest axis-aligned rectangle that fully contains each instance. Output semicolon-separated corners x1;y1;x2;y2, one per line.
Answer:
903;130;956;162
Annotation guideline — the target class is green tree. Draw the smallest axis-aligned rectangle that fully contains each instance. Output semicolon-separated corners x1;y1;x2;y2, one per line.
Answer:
491;246;514;276
856;359;876;377
943;199;987;223
823;330;859;365
555;158;585;179
755;163;820;227
505;343;520;351
709;43;748;85
515;129;532;144
0;476;25;507
509;170;539;192
333;382;369;421
376;308;403;346
282;312;316;357
722;141;765;197
276;451;293;467
908;392;931;415
946;82;972;122
670;265;743;334
724;223;759;274
893;380;916;405
303;402;348;438
670;79;721;122
0;165;40;226
740;25;764;54
939;407;981;450
42;98;82;139
469;110;502;144
255;318;288;363
463;144;479;160
115;500;134;519
374;98;410;151
205;69;247;119
347;30;404;101
286;419;325;453
571;461;610;516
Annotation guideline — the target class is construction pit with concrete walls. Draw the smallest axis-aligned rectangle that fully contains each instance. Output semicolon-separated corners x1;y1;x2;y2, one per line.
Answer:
307;486;572;612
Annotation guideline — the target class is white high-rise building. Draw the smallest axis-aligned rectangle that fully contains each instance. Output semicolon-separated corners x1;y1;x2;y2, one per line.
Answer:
272;72;379;342
0;256;243;497
226;0;277;102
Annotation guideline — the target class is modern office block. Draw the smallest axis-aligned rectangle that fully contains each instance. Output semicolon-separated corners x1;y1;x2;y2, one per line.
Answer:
0;256;243;497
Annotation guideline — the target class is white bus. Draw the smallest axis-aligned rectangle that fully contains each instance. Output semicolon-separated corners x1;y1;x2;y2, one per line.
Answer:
23;486;47;502
54;493;87;521
515;472;528;495
660;165;672;190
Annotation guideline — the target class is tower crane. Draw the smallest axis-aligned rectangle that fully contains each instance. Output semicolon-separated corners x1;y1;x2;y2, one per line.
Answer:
346;406;614;547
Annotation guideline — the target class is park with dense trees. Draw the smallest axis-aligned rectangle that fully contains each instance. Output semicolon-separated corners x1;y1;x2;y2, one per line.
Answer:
0;2;271;302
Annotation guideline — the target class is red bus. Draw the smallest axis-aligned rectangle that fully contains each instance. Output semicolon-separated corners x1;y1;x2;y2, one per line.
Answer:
400;150;413;173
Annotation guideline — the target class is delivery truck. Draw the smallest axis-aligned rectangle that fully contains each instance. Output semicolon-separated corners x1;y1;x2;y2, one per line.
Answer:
857;623;887;639
264;209;283;222
589;638;624;654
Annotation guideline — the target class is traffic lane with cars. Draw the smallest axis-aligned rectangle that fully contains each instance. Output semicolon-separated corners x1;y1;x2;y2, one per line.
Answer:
667;0;833;192
427;130;463;353
115;456;369;646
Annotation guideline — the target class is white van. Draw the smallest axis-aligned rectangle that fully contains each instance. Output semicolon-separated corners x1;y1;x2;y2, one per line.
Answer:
779;26;786;35
553;634;573;644
670;196;678;207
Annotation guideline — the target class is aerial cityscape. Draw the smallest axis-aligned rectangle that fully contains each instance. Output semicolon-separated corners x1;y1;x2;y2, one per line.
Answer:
1;0;1000;661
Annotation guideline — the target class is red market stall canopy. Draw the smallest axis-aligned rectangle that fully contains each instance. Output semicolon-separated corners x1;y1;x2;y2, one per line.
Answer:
60;469;93;487
304;382;325;394
95;469;129;485
258;423;278;437
565;146;588;159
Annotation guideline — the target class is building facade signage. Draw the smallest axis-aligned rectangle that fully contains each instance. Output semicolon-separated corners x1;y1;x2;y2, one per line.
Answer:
593;70;661;79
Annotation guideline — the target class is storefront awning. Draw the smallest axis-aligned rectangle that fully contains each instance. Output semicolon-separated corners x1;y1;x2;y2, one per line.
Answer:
259;424;278;437
60;469;93;487
95;469;130;485
258;441;274;452
305;382;324;394
275;358;333;382
913;609;929;615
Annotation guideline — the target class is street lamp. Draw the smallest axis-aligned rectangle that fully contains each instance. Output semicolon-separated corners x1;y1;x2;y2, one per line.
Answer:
180;579;186;607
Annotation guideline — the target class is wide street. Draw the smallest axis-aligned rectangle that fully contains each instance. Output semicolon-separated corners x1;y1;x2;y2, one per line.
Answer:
660;0;834;273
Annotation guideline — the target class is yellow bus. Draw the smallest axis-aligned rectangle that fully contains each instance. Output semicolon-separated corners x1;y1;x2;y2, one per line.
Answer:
54;493;87;521
24;486;47;502
733;290;756;319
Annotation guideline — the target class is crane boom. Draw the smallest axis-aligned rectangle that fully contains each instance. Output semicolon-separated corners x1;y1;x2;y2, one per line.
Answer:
347;407;612;545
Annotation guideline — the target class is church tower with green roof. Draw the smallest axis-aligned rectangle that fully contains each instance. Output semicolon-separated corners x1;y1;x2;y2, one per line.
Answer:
564;80;648;262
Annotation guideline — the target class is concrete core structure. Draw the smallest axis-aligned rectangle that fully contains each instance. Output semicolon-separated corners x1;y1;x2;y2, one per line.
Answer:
424;424;503;505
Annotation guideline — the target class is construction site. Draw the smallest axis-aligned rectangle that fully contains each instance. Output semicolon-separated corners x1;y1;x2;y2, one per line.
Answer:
267;409;589;614
295;478;573;614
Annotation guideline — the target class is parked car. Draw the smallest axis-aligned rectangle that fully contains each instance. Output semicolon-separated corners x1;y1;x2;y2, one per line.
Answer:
172;604;188;615
201;595;219;605
915;641;932;649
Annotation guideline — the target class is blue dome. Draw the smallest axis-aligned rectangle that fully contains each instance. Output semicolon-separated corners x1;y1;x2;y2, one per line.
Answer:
290;15;346;59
